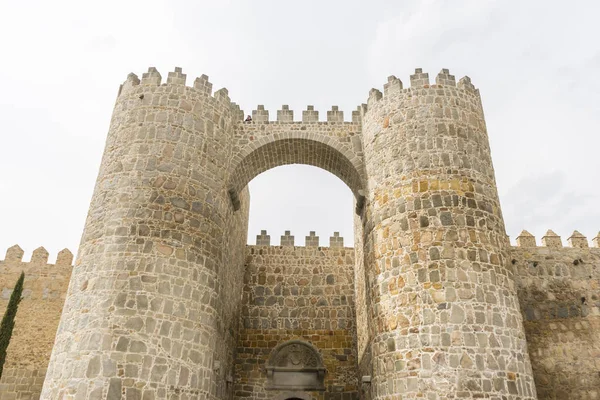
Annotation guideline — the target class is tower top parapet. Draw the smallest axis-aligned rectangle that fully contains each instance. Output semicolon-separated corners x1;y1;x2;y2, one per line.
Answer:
362;68;480;114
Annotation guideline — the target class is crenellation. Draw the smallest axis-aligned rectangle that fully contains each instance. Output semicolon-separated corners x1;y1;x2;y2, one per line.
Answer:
326;105;343;122
5;244;24;263
305;231;319;247
193;73;213;95
409;67;429;87
351;105;362;124
435;68;456;86
214;87;235;110
30;246;49;265
248;231;350;248
280;230;294;246
568;230;588;248
514;230;600;249
1;246;76;271
458;75;476;91
119;72;140;95
329;231;344;248
516;230;537;247
302;105;319;122
594;232;600;248
276;105;294;122
541;229;562;247
367;88;382;106
231;102;244;122
252;105;269;122
166;66;187;85
214;87;230;104
141;66;162;85
55;249;73;266
383;75;403;96
256;230;270;246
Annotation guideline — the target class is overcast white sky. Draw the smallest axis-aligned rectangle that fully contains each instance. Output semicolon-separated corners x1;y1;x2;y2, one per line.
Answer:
1;0;599;260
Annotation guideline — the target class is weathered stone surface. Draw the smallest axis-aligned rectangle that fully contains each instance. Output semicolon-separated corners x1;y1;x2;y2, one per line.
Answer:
360;68;537;399
0;66;591;400
236;245;358;399
0;248;73;400
513;245;600;400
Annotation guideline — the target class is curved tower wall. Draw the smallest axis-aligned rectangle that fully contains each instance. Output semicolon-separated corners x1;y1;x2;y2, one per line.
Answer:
39;66;541;400
360;69;536;399
41;68;248;399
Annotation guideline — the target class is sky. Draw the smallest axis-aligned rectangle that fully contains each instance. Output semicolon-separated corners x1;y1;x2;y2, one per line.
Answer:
0;0;599;260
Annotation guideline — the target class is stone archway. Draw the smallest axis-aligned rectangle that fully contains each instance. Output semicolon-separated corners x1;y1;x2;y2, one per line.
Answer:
227;120;367;211
229;138;364;197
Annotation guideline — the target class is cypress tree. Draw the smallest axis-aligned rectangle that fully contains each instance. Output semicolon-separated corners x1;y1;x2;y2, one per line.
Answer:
0;271;24;379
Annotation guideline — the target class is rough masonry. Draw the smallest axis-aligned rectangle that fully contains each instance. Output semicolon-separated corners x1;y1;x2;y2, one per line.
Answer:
0;67;596;399
1;230;599;399
0;246;73;400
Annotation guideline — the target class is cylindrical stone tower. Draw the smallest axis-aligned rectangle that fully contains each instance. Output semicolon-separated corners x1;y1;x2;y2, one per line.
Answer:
360;69;537;399
41;68;249;399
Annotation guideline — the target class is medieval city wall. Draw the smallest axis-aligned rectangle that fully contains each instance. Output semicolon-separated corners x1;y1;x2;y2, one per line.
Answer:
0;246;73;400
1;228;600;400
235;231;359;399
0;66;594;400
511;231;600;400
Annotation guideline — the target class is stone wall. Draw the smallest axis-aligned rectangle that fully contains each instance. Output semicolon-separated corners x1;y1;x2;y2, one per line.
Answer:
0;245;73;400
234;231;359;400
2;229;600;400
353;210;371;399
41;68;249;400
216;187;251;399
512;230;600;400
360;69;537;398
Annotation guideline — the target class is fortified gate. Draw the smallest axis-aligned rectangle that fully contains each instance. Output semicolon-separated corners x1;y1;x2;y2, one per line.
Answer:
0;66;596;400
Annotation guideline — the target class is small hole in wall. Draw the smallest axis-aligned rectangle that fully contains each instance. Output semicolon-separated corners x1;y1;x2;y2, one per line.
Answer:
139;94;144;100
581;297;586;304
533;261;538;267
573;259;580;265
511;259;517;265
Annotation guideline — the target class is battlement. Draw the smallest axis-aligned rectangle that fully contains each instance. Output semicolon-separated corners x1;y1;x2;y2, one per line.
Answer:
512;230;600;248
0;245;74;273
117;66;238;111
118;67;366;125
253;230;347;248
244;104;361;124
365;68;480;111
118;67;479;125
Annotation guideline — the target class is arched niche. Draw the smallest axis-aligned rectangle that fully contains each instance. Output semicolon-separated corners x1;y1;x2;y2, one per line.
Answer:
266;340;326;391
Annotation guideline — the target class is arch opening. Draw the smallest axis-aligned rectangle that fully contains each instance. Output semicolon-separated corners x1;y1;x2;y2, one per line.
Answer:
246;165;354;246
228;138;365;212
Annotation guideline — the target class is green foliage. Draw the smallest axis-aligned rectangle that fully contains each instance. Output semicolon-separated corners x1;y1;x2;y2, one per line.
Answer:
0;272;24;379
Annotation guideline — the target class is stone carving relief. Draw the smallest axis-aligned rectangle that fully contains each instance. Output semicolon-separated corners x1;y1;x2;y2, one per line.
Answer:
266;340;326;391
